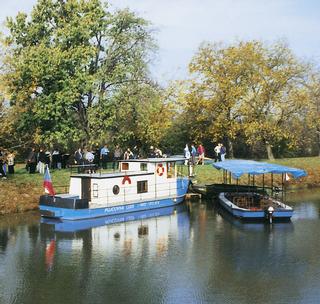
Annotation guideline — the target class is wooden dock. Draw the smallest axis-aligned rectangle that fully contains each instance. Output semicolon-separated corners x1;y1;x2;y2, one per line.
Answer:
185;193;202;201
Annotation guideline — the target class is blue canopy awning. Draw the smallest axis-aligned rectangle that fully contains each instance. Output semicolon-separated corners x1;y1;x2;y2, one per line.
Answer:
213;160;307;179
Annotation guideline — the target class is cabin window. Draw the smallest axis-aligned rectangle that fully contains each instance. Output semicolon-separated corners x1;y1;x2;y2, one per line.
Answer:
167;162;175;178
122;163;129;171
93;183;98;198
113;185;120;195
140;163;148;171
137;180;148;194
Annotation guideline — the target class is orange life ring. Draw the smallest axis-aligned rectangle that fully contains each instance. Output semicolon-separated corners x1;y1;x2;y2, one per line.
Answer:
122;175;132;185
157;164;165;176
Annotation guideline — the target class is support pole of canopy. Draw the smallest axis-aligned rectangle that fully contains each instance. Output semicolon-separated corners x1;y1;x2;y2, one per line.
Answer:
281;173;284;203
262;174;265;191
271;173;273;196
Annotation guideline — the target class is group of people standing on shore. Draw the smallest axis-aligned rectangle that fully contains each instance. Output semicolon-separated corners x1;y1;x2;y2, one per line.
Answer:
0;149;15;179
0;141;227;179
183;142;227;165
214;143;226;162
25;147;70;174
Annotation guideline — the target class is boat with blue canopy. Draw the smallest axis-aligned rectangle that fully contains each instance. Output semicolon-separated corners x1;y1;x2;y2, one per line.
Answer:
212;160;307;222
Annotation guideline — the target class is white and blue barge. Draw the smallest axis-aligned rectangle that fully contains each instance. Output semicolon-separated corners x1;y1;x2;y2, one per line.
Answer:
39;158;189;220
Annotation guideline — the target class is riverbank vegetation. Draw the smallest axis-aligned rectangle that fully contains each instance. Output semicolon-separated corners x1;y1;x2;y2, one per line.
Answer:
0;1;319;216
0;0;319;161
0;157;319;216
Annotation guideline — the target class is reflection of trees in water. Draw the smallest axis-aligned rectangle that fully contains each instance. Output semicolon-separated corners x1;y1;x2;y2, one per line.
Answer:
0;229;9;252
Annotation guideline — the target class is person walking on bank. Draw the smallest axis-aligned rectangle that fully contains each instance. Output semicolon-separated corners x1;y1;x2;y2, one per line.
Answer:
100;144;109;169
220;144;226;161
197;144;205;165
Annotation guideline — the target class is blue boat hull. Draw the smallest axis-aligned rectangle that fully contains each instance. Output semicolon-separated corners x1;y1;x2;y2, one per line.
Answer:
40;196;186;220
219;193;293;220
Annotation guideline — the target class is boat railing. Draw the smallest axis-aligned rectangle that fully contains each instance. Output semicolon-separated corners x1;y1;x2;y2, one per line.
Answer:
69;162;120;174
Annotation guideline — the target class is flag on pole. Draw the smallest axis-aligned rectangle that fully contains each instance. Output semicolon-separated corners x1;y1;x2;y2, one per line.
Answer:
43;165;55;195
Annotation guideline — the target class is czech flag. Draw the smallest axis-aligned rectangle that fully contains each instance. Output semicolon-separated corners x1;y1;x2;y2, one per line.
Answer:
43;165;55;196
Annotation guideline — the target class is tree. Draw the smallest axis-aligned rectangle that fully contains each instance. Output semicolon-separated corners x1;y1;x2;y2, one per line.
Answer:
1;0;155;148
239;41;310;159
305;74;320;156
180;40;310;159
181;42;257;157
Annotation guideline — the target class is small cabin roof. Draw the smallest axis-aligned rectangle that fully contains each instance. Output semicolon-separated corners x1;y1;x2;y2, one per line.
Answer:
213;159;307;179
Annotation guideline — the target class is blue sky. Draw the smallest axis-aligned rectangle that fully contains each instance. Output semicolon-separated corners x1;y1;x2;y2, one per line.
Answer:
1;0;320;83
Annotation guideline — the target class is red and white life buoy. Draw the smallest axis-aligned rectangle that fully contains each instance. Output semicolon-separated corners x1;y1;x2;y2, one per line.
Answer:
122;175;132;185
156;164;165;176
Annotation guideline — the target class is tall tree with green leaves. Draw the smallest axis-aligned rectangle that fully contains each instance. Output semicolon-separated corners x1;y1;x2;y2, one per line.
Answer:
305;74;320;156
180;40;310;159
1;0;154;148
239;41;309;159
181;42;255;157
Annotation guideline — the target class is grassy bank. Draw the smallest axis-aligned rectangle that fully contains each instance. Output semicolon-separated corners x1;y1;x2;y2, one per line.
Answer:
0;157;319;216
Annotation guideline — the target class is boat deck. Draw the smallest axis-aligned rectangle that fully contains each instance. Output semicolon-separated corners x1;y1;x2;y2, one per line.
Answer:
225;192;281;210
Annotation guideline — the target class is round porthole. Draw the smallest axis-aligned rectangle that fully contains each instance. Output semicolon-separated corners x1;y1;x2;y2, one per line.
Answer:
113;185;120;195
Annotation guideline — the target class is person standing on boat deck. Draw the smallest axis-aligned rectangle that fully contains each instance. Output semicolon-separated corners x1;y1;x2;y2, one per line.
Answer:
112;145;122;170
184;144;191;165
84;148;95;173
155;147;163;158
197;144;205;165
148;146;156;158
123;148;133;160
214;144;221;162
100;144;109;169
220;144;226;161
74;148;83;172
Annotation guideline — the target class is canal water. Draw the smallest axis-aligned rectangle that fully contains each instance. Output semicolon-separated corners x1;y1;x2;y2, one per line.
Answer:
1;189;320;304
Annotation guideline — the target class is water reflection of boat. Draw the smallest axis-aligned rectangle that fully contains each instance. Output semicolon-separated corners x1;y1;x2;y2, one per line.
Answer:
41;203;189;234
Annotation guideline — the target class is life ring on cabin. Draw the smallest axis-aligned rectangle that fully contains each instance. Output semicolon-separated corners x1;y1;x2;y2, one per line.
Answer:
122;175;132;185
156;164;165;176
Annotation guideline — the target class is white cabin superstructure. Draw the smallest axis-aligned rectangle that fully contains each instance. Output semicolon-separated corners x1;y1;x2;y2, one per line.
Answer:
40;158;189;220
68;158;186;207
